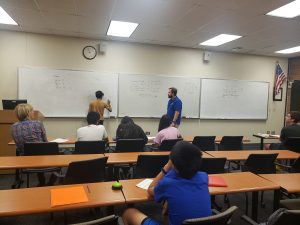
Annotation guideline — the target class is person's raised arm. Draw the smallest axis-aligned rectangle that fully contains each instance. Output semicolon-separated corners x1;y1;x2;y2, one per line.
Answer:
147;160;172;198
106;99;112;112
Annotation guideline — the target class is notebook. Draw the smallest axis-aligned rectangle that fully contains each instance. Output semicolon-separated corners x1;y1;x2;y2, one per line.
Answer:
51;186;88;207
209;176;227;187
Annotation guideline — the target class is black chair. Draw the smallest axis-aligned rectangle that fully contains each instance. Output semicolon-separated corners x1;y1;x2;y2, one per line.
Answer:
242;153;278;215
115;139;145;152
22;142;61;187
74;141;106;154
199;158;227;174
69;215;119;225
114;139;146;179
218;136;243;150
182;206;238;225
280;199;300;210
199;157;228;210
63;157;108;185
192;136;216;151
244;208;300;225
134;155;169;178
275;156;300;173
158;138;183;151
218;136;243;171
285;137;300;153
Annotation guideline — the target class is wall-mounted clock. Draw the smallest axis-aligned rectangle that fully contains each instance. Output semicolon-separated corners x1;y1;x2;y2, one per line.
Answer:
82;46;97;60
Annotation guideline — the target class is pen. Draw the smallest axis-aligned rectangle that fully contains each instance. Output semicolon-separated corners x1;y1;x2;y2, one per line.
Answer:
87;185;91;193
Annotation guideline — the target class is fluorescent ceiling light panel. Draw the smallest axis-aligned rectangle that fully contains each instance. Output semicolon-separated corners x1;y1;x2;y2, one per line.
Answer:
266;0;300;18
276;46;300;54
0;6;17;25
107;20;138;37
200;34;242;46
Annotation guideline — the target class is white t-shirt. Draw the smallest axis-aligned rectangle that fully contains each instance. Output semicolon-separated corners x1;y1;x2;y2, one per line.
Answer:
76;124;108;141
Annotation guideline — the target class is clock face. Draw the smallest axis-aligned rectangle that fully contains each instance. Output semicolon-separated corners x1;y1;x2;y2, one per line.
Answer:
82;46;97;60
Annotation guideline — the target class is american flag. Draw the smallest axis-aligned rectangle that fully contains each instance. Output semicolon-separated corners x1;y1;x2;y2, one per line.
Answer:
274;64;286;95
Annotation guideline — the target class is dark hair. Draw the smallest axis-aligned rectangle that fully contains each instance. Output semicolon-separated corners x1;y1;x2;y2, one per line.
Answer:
169;87;177;96
87;111;100;125
170;141;202;179
120;116;134;125
95;91;104;99
290;111;300;123
158;114;172;132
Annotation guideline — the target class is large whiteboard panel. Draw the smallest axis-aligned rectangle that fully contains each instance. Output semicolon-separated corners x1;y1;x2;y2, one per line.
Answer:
119;74;200;118
200;79;269;119
18;67;118;117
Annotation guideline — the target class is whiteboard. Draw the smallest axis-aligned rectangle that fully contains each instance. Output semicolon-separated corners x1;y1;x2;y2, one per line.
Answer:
18;67;118;117
119;74;200;118
200;79;269;119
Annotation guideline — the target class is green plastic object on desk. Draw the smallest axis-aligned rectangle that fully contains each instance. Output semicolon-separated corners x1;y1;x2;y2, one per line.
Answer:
112;181;122;190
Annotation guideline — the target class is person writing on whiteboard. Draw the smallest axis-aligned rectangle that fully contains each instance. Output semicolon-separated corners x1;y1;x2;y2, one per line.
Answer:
167;87;182;127
89;90;112;125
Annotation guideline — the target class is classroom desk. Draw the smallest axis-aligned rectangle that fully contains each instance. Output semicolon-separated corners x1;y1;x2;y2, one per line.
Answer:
0;182;125;217
259;173;300;194
205;150;300;161
259;173;300;211
8;138;77;146
8;136;250;145
120;172;280;222
0;152;212;170
253;134;279;149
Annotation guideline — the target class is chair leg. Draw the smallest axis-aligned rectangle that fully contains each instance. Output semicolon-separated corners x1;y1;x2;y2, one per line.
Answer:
27;174;30;188
245;193;249;215
260;191;265;208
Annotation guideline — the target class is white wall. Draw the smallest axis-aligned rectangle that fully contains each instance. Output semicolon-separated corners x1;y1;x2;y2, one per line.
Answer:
0;30;288;142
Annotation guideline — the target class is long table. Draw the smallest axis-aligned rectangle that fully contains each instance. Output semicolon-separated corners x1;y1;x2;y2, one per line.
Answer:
259;173;300;210
8;136;250;145
0;172;279;221
253;134;279;150
0;152;212;170
205;150;300;161
0;182;125;217
121;172;280;222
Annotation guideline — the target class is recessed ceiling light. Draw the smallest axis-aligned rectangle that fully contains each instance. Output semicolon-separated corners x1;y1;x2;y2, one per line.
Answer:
276;46;300;54
266;0;300;18
107;20;138;38
200;34;242;46
0;6;18;25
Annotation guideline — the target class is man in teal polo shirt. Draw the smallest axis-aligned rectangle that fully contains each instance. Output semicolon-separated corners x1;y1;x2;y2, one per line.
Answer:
167;87;182;127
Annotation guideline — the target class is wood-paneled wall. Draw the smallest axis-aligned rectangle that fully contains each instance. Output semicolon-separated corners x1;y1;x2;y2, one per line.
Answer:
287;57;300;113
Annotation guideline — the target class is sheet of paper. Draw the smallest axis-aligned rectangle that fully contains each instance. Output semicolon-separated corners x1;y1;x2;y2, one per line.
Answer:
51;186;88;207
50;138;69;143
270;134;280;138
257;133;270;138
136;179;153;190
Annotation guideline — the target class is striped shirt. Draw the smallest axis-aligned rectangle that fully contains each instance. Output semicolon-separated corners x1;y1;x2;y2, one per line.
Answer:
11;119;47;153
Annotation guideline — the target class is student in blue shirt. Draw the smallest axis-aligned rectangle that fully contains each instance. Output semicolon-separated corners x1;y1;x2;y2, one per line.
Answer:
167;87;182;127
122;141;211;225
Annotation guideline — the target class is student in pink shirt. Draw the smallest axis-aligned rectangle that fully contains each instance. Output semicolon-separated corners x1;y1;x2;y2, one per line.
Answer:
154;114;181;147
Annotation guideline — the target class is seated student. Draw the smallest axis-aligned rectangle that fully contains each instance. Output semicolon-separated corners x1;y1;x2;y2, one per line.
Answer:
122;141;212;225
153;114;181;148
116;116;148;144
265;111;300;150
77;111;108;142
11;103;53;186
